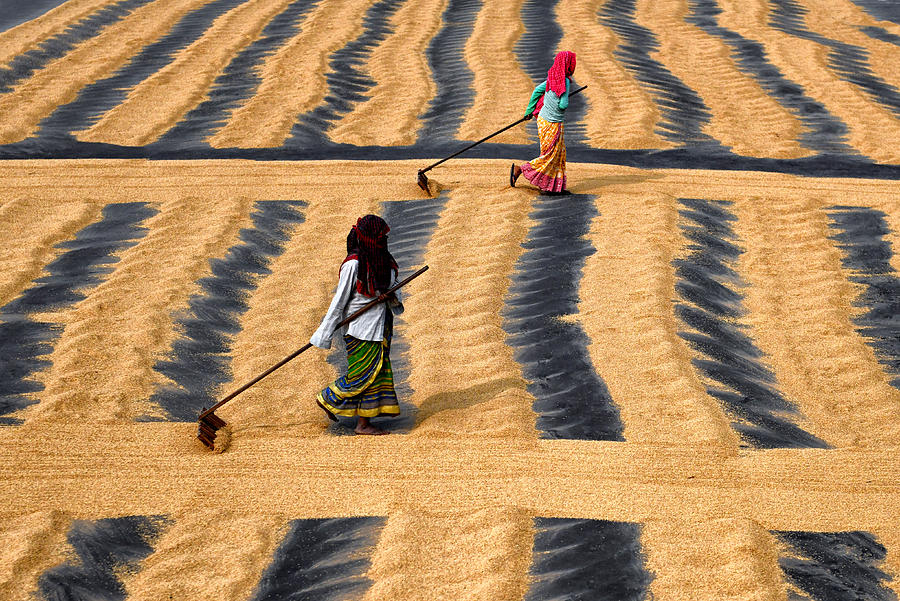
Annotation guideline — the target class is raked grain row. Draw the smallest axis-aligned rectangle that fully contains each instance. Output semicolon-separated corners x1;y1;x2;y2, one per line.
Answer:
1;160;899;601
1;0;899;161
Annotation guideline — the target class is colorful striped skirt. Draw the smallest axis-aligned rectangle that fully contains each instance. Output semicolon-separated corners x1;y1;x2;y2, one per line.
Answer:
521;117;567;193
316;329;400;419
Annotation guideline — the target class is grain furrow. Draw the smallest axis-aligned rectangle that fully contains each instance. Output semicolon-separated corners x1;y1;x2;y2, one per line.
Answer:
35;0;248;139
804;0;900;98
1;202;157;423
556;0;671;150
412;0;481;145
454;0;533;146
153;0;318;149
637;0;808;158
329;0;446;147
22;196;254;424
826;205;900;392
0;0;113;67
719;0;900;163
78;0;298;147
123;511;288;601
580;191;737;446
598;0;716;147
208;0;376;149
0;198;98;308
0;511;71;601
147;201;306;421
0;0;211;145
363;509;532;601
0;0;148;94
403;186;536;438
674;197;826;448
641;519;789;601
733;197;900;446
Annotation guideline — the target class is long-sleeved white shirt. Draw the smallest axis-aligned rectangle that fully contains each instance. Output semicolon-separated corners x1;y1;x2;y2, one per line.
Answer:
310;259;403;349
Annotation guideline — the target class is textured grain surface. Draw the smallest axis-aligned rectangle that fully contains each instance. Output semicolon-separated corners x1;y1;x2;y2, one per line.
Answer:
2;0;900;591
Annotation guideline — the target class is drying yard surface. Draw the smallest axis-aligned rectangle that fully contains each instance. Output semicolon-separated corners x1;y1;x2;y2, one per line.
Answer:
1;1;899;600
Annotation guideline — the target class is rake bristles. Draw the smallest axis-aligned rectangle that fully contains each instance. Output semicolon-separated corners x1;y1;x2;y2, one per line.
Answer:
211;423;232;454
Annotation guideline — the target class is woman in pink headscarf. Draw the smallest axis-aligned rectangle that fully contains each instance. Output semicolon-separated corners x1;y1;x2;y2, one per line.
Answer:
511;51;576;194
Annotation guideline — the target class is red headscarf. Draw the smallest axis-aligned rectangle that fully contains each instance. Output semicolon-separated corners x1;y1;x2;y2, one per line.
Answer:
547;50;576;96
343;215;398;297
533;51;576;116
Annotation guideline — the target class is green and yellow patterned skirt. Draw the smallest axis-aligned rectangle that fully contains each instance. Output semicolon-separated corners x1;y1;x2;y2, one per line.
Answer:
316;331;400;418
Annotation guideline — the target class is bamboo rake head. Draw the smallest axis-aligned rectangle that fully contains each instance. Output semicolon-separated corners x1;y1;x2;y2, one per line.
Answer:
417;170;430;195
198;410;227;451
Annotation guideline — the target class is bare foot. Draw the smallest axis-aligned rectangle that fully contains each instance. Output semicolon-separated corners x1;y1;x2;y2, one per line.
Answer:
354;424;389;435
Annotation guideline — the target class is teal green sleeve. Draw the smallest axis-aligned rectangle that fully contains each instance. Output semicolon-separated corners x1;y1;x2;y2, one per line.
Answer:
525;81;546;117
558;78;571;110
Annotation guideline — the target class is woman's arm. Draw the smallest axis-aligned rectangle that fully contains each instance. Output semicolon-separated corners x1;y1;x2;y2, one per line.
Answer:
524;81;547;117
558;77;571;110
310;261;357;349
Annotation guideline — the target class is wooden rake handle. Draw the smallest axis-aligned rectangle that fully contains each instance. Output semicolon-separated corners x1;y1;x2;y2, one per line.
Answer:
417;85;588;176
198;265;429;419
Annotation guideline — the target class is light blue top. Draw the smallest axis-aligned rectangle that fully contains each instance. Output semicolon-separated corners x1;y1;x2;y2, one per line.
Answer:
524;78;571;123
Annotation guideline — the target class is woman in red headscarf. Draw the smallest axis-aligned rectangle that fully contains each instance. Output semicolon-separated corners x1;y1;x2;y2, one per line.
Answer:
511;51;576;194
310;215;403;435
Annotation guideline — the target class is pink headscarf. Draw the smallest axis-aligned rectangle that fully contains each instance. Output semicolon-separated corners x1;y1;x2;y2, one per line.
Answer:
547;50;576;96
532;51;577;116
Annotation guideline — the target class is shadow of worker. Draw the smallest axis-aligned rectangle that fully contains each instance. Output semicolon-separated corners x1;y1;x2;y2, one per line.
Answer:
411;376;528;431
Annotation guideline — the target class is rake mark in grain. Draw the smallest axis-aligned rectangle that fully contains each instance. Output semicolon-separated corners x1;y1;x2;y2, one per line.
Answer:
847;0;900;25
35;0;250;139
516;0;562;87
861;26;900;46
249;517;383;601
286;0;406;148
148;201;306;421
416;0;480;145
378;195;446;431
687;0;852;155
37;516;168;601
827;206;900;390
0;0;155;95
503;194;624;441
774;530;896;601
769;0;900;121
525;518;653;601
674;197;826;448
155;0;318;149
0;203;156;424
598;0;716;147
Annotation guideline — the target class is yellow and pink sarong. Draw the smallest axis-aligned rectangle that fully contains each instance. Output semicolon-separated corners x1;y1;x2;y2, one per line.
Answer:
520;117;567;193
